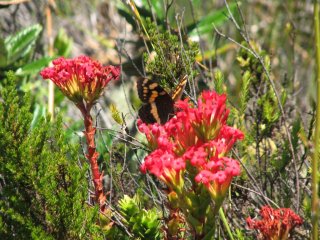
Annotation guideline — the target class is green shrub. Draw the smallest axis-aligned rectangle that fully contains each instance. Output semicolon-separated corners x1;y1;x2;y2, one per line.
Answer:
0;72;103;239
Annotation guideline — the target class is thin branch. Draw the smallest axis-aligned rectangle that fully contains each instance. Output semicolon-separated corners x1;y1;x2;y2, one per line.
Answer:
232;183;279;208
0;0;30;5
312;0;320;238
214;1;301;211
233;150;272;206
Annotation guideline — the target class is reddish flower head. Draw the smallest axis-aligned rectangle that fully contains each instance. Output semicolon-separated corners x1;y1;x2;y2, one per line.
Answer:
140;149;185;190
139;90;243;199
246;206;303;240
137;120;170;151
40;56;120;108
195;156;240;200
187;91;230;142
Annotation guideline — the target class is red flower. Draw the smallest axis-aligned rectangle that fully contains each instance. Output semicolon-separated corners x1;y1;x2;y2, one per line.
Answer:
166;113;201;155
190;91;229;142
139;90;243;199
140;149;185;190
137;120;171;151
195;156;240;200
40;56;120;108
189;147;207;167
194;170;213;186
217;125;244;154
40;56;120;212
246;206;303;240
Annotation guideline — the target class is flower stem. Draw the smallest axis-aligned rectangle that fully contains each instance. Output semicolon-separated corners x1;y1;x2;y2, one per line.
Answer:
313;1;320;239
80;104;106;212
45;1;55;120
219;208;234;240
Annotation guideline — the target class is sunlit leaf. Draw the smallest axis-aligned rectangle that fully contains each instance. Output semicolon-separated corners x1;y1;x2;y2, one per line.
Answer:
15;56;53;76
141;0;164;19
5;24;42;64
54;28;73;57
188;3;238;37
0;37;8;67
30;103;47;129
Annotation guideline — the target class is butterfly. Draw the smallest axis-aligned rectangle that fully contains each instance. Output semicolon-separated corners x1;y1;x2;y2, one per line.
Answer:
137;75;188;124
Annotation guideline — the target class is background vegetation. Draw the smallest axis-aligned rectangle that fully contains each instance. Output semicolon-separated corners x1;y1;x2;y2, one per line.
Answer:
0;0;317;239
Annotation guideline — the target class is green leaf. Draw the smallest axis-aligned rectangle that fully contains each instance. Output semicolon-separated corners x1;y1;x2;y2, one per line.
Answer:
0;37;8;67
30;103;47;129
116;1;164;30
54;28;73;57
188;3;238;37
141;0;164;19
15;56;53;76
5;24;42;64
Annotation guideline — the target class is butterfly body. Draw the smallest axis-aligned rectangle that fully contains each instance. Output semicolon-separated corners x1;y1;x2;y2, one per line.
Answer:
137;76;187;124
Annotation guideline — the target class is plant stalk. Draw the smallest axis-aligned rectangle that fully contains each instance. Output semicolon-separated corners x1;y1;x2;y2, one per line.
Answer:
45;0;55;120
219;208;234;240
79;104;106;212
312;0;320;239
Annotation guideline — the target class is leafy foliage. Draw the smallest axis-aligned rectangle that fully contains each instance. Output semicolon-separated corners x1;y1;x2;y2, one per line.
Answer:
1;24;42;67
118;195;161;240
0;72;103;239
53;28;73;57
187;2;238;37
143;19;198;89
0;1;314;239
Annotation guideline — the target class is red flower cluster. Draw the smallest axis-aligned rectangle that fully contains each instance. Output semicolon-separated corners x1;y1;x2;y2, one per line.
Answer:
246;205;303;240
41;56;120;212
139;91;244;198
40;56;120;107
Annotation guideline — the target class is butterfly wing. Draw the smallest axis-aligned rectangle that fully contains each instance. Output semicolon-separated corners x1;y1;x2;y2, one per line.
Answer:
137;78;174;124
171;75;188;102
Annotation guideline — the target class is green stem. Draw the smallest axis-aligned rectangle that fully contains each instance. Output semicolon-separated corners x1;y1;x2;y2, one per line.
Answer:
45;2;55;120
207;198;224;238
128;0;154;49
313;1;320;239
219;208;234;240
48;80;55;120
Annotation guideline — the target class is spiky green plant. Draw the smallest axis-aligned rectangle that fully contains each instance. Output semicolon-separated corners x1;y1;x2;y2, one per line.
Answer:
143;19;198;89
0;72;103;239
118;195;161;240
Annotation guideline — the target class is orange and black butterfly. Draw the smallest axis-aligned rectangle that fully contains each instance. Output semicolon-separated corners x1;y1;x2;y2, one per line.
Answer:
137;75;188;124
